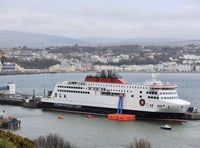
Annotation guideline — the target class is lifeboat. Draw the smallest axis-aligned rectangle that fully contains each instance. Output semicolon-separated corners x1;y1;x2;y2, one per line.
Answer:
87;114;93;119
57;115;64;119
108;113;135;121
108;114;118;120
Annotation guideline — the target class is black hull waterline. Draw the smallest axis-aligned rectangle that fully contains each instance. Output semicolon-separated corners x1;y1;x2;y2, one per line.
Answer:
39;102;186;120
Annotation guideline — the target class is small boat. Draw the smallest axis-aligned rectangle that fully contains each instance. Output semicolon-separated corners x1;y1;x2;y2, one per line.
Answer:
160;124;172;130
57;115;64;119
87;114;93;119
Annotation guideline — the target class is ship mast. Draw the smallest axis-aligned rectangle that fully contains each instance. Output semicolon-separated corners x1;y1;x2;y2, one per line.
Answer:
151;73;157;83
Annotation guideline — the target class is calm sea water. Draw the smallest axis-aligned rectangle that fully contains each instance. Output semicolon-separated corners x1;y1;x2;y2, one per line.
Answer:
0;73;200;148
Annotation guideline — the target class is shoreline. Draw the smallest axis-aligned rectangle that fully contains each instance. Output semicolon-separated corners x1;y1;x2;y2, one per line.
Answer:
0;71;199;76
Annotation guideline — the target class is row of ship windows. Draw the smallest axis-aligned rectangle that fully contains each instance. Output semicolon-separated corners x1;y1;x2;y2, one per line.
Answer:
60;83;149;90
149;104;183;109
57;89;90;94
57;85;83;89
147;91;176;95
68;82;85;85
57;85;176;95
156;105;166;108
148;96;159;99
106;90;156;94
151;88;174;90
146;91;157;94
148;104;165;108
58;86;146;93
109;89;132;93
160;92;176;95
152;105;183;109
160;96;178;99
88;83;148;89
109;90;175;96
147;96;178;99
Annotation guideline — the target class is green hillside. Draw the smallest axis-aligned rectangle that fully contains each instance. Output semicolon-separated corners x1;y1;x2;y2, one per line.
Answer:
0;130;36;148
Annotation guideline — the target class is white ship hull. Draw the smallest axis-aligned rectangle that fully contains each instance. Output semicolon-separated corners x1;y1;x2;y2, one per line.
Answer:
42;91;189;113
41;72;191;120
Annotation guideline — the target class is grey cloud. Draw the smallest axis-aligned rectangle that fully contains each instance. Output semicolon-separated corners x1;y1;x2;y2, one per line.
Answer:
1;0;200;39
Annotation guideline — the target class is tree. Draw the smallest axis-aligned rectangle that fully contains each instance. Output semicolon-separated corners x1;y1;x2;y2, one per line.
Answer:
126;138;152;148
34;133;75;148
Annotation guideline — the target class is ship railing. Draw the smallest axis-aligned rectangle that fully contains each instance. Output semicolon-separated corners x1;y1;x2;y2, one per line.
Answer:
62;81;86;86
149;84;177;89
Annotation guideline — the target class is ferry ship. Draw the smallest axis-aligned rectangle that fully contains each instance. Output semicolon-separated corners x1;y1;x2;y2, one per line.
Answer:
41;70;191;120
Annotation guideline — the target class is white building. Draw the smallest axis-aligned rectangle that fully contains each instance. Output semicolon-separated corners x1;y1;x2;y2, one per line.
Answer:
176;64;192;72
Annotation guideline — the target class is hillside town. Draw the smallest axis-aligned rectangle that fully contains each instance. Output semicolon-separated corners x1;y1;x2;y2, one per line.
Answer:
1;44;200;73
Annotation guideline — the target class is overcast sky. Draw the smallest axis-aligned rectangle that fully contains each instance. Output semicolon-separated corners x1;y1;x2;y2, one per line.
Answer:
1;0;200;39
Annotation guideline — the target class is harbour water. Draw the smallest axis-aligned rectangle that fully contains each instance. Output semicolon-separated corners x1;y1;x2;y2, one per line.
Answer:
0;72;200;148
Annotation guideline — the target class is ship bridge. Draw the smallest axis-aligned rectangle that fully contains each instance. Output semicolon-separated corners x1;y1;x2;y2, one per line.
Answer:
146;73;177;89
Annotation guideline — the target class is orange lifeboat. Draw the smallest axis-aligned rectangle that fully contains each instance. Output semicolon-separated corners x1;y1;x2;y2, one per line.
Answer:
108;113;136;121
108;114;118;120
87;114;93;119
57;115;64;119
